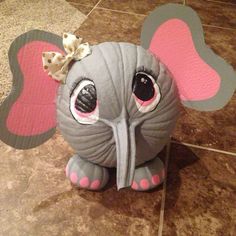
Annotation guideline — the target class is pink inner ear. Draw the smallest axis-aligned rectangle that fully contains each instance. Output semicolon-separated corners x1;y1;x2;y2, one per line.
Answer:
149;19;220;101
6;41;64;136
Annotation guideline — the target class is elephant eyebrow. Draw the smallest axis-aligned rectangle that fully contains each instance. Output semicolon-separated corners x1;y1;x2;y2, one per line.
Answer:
135;66;158;81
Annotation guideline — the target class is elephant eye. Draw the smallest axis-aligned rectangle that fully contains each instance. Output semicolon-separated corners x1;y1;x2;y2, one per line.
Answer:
70;79;99;124
132;69;161;113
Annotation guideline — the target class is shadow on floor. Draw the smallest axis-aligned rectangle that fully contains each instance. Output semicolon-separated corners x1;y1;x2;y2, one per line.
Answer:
78;142;202;219
33;142;202;221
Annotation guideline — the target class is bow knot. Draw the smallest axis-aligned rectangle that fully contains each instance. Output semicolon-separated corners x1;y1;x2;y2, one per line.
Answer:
42;33;91;83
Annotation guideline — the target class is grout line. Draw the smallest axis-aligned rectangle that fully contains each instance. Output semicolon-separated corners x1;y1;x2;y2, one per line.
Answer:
158;140;171;236
202;23;235;31
69;2;91;7
87;0;103;17
206;0;236;6
185;0;236;6
182;0;235;31
96;6;147;16
171;141;236;157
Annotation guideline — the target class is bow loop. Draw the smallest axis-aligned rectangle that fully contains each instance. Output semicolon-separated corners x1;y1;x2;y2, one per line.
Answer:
42;33;91;83
74;42;91;60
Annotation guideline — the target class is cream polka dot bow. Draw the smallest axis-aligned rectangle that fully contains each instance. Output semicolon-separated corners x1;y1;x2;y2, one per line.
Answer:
42;33;91;83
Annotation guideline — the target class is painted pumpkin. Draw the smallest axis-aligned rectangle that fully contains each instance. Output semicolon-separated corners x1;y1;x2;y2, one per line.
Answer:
57;42;180;189
0;4;235;191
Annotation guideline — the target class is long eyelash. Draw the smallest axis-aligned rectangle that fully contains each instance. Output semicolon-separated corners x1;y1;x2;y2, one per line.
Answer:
70;77;93;97
135;66;158;81
70;82;79;97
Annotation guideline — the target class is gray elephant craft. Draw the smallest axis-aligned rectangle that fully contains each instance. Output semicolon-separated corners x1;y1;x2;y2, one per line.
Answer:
0;4;235;191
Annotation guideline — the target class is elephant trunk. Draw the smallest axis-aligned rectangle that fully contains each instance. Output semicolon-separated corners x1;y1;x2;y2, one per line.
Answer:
111;117;136;190
100;109;137;190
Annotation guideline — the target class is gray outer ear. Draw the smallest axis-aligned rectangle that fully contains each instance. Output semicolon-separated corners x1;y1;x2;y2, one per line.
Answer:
0;30;64;149
141;3;236;111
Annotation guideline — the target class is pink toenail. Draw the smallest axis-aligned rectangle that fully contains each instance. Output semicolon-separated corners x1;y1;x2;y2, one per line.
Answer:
140;179;150;190
151;174;160;185
90;179;101;189
70;172;78;184
131;181;138;190
79;176;90;187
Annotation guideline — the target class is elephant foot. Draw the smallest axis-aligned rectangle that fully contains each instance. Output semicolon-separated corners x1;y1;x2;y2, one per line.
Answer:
131;156;165;191
65;154;109;190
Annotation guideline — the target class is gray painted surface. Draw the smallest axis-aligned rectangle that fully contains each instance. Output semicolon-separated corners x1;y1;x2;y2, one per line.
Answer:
57;42;180;168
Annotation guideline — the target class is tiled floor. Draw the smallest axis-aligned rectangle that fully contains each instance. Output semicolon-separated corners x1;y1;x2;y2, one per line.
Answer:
1;0;235;235
163;144;236;236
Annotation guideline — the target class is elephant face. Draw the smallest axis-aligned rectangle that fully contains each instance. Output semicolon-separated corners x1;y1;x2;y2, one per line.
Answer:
56;42;180;188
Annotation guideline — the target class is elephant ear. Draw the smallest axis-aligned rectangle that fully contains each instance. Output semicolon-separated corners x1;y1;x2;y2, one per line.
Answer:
141;3;236;111
0;30;65;149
